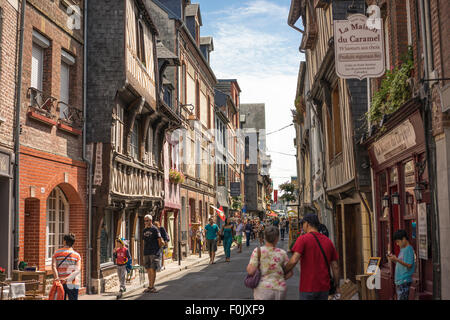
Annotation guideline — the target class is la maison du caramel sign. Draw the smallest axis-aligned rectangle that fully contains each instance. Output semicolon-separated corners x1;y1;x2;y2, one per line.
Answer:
334;14;385;80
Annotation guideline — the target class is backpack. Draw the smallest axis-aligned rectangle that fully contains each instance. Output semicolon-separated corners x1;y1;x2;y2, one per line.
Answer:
318;223;330;238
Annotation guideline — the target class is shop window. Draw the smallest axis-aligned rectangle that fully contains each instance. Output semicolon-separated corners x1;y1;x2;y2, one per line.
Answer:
100;211;114;265
46;187;69;265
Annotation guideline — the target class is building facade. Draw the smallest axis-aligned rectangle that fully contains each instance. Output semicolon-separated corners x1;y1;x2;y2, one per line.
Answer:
288;0;374;284
0;0;20;277
86;0;176;293
13;0;87;291
149;0;216;255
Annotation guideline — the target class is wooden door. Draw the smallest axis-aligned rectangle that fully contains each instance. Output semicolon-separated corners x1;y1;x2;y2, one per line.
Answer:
344;204;362;282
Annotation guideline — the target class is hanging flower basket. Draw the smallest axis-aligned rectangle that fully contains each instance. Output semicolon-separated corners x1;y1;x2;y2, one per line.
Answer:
169;169;185;184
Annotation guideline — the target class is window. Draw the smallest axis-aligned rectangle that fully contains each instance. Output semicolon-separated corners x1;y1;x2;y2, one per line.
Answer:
196;80;200;119
100;211;114;265
332;86;342;156
164;86;172;107
59;61;70;118
46;187;69;265
406;0;412;46
31;43;44;92
115;105;125;153
180;63;187;105
135;18;146;65
131;119;140;159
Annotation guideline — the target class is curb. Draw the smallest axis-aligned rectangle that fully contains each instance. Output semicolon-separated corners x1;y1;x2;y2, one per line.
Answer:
81;246;228;300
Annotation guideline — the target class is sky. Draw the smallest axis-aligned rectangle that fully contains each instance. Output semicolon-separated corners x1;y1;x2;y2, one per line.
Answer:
199;0;304;191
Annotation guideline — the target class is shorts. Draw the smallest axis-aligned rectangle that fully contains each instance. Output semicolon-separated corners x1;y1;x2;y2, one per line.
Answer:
236;235;243;244
396;282;412;300
206;239;217;253
144;255;160;271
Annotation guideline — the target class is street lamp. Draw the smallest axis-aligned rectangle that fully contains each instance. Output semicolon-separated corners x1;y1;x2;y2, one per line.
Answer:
391;192;400;205
382;193;390;209
406;192;414;205
414;183;426;202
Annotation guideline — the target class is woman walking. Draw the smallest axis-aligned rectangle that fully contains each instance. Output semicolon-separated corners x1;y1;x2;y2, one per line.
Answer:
245;219;253;247
221;218;235;262
246;226;293;300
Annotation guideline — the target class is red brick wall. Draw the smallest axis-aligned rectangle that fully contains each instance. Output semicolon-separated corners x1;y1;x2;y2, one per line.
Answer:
20;1;84;160
0;0;18;150
19;146;87;286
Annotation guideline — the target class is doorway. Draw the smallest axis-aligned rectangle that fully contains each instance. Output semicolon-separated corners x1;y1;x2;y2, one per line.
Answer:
344;204;363;282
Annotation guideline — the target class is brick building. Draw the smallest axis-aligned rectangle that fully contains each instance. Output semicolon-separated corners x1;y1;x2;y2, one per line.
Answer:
15;0;87;291
0;0;20;277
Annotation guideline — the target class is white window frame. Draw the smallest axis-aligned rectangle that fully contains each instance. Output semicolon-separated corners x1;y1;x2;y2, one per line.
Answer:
46;187;69;266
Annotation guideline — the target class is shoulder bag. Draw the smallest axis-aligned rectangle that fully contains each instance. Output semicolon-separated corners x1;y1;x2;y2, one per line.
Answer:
244;246;261;289
311;233;337;295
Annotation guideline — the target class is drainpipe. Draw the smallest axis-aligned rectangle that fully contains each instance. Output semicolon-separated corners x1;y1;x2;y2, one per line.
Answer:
13;0;26;272
418;0;441;300
82;0;93;295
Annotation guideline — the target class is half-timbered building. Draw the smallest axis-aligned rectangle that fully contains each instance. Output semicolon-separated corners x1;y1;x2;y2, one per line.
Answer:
86;0;180;293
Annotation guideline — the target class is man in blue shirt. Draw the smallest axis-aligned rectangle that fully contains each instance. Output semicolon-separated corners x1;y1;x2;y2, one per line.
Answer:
205;218;219;264
388;230;416;300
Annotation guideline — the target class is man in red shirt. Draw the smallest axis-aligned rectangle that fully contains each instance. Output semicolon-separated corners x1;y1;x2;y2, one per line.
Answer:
284;213;340;300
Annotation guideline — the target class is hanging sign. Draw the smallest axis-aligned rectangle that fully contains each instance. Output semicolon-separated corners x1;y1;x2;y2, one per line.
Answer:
334;14;385;80
418;203;428;260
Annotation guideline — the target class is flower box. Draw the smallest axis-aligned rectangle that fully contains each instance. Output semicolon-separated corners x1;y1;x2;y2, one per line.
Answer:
27;110;57;126
57;122;82;136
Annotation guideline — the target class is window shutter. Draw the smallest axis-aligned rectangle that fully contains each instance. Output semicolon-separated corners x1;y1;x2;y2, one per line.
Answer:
60;62;70;117
31;43;44;91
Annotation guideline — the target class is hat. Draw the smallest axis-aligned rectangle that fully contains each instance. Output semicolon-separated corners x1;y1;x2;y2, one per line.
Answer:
300;213;320;227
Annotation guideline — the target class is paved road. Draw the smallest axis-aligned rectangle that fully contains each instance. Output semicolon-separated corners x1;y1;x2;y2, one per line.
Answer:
125;235;300;300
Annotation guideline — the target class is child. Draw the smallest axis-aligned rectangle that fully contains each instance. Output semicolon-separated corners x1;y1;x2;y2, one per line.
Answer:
113;238;131;293
387;230;416;300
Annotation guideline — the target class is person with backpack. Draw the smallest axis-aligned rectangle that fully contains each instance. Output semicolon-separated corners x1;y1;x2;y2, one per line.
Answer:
113;238;131;294
284;213;340;300
51;233;82;300
154;221;170;271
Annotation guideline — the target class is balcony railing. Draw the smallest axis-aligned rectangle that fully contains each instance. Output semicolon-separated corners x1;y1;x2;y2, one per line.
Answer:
58;102;83;128
27;87;57;120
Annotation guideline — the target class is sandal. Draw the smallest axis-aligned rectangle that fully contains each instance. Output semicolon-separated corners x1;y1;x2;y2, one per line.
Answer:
144;287;158;293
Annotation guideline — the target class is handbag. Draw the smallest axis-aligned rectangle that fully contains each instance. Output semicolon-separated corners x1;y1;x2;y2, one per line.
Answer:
244;246;261;289
311;232;337;295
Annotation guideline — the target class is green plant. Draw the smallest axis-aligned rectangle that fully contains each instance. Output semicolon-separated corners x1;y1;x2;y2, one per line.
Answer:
279;181;297;202
231;196;243;211
367;47;414;125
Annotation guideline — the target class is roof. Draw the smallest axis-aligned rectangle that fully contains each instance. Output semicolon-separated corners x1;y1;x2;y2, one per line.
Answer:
200;36;214;51
185;3;202;26
287;0;305;28
218;79;241;93
156;41;179;61
137;0;159;36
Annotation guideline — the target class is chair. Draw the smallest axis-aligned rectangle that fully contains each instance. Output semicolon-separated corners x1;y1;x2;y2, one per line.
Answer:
126;265;145;285
12;271;47;300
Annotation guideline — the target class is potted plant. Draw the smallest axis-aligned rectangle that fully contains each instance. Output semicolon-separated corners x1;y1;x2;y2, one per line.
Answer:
0;267;6;282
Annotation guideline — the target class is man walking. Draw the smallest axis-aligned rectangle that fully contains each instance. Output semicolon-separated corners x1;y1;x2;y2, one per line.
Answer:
52;233;82;300
235;219;244;253
143;214;163;293
388;230;416;300
245;220;253;247
284;213;340;300
205;218;219;264
280;218;286;241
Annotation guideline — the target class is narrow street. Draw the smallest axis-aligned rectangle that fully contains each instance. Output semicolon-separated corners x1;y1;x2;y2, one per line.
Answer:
124;237;300;300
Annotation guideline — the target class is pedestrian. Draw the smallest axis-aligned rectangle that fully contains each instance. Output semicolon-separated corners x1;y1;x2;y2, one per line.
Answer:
285;218;289;234
153;221;170;271
51;233;82;300
235;219;244;253
246;226;293;300
245;219;253;247
205;217;220;264
280;219;286;241
258;222;265;246
221;218;235;262
387;230;416;300
284;213;340;300
113;238;131;293
142;214;163;293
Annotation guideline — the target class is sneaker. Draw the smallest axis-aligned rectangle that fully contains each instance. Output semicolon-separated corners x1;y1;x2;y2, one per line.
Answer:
119;287;125;293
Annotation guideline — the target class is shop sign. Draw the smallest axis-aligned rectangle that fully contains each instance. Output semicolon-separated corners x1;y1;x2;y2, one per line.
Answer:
418;203;428;260
230;182;241;197
334;14;385;80
373;120;417;164
93;142;103;186
0;153;10;177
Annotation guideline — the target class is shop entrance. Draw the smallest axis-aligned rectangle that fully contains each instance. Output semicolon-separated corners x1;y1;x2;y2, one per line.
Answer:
344;204;362;282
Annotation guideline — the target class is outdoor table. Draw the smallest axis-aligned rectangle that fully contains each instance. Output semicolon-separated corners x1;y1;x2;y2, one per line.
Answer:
0;280;40;300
